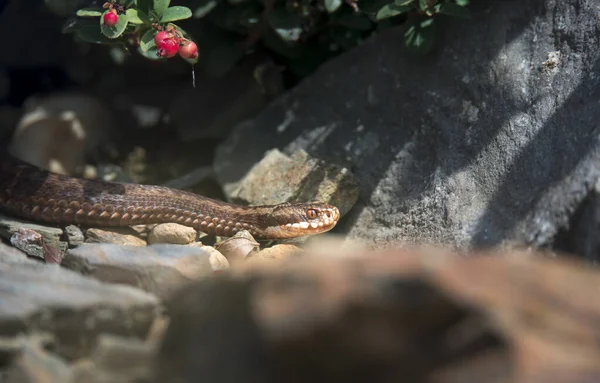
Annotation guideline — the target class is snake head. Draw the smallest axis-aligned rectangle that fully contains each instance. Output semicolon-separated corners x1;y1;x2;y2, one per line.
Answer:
264;202;341;238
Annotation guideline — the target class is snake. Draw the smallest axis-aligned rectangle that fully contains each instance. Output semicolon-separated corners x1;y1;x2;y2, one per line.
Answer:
0;153;340;239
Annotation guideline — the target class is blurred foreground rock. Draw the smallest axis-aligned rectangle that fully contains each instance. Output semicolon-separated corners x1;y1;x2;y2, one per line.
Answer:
155;247;600;383
0;243;159;361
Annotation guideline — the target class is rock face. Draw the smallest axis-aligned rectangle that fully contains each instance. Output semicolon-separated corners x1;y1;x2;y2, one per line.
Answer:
214;0;600;255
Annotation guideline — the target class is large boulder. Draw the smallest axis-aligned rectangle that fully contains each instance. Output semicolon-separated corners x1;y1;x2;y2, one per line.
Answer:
214;0;600;257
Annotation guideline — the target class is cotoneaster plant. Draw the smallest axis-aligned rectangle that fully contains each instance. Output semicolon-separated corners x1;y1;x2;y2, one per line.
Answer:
63;0;198;65
61;0;470;81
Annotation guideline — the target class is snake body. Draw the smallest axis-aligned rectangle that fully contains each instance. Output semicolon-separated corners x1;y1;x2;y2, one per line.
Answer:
0;153;340;239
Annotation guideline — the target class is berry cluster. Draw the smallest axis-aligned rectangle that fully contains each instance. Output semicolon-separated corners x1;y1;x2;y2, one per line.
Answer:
154;27;198;60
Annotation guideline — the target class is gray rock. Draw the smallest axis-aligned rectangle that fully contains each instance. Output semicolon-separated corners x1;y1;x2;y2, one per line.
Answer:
214;0;600;253
65;225;85;248
221;149;359;217
0;213;67;259
63;243;229;299
0;246;159;360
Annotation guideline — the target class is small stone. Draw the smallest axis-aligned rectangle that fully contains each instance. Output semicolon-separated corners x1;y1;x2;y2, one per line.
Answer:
85;227;146;246
65;225;85;247
214;231;260;263
148;223;197;245
252;244;303;262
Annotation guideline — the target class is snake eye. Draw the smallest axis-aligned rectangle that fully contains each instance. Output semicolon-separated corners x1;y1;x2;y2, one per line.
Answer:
307;209;318;219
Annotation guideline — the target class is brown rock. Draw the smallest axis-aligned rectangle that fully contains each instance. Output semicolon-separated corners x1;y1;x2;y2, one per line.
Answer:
85;227;146;246
147;223;197;245
63;243;229;299
154;248;600;383
8;92;115;176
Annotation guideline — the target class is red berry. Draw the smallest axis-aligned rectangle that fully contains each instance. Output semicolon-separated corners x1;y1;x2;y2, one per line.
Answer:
156;37;179;58
154;31;174;46
103;11;118;26
178;41;198;59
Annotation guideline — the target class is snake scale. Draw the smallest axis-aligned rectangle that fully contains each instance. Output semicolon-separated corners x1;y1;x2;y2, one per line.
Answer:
0;153;340;239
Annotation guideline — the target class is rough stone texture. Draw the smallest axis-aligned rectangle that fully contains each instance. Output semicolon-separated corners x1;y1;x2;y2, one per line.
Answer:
0;245;159;361
63;243;230;299
0;213;67;258
219;149;359;217
147;223;197;245
85;228;147;247
65;225;84;248
155;247;600;383
214;0;600;253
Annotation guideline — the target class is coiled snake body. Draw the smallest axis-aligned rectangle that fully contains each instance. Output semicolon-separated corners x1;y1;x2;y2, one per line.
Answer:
0;154;340;239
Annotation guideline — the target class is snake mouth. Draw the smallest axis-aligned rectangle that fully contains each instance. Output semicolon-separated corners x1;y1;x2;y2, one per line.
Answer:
263;204;340;238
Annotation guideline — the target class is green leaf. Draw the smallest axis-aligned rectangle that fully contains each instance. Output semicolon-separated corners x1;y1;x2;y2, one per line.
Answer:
420;17;433;27
75;22;120;44
125;9;147;23
154;0;170;16
404;18;435;54
193;1;218;18
76;8;103;17
375;3;411;20
267;8;303;29
139;28;156;52
160;6;193;22
136;0;153;14
440;2;471;18
394;0;414;5
267;8;304;42
324;0;343;13
100;11;129;38
262;28;304;59
137;45;164;60
455;0;469;6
